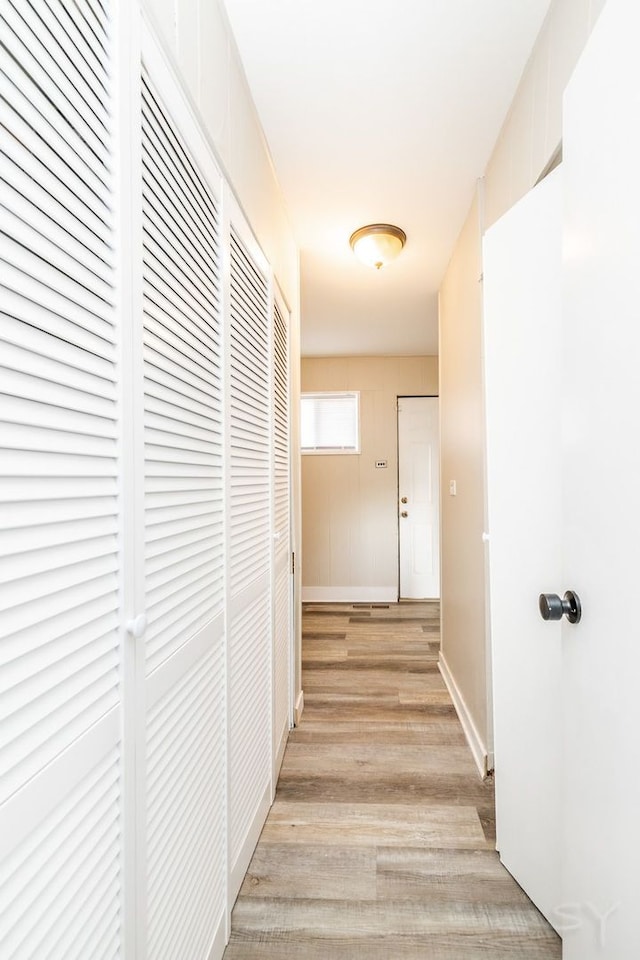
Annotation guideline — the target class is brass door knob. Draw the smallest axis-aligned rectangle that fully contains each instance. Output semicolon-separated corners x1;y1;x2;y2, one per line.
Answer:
401;511;408;518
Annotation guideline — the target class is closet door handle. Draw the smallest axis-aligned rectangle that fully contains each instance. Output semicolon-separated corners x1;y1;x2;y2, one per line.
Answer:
126;613;147;638
538;591;581;624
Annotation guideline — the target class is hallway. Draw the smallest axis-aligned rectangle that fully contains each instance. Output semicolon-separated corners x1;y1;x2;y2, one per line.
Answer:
224;603;560;958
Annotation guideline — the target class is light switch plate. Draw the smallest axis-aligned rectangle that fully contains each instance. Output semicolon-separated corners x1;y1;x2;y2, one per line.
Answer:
449;479;457;496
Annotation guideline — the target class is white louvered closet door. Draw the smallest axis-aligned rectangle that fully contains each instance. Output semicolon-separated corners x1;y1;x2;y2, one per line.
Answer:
140;34;226;960
0;2;126;958
272;293;292;774
227;221;273;897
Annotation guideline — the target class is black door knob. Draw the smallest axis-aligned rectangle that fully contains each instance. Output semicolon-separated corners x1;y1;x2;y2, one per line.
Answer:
539;590;582;624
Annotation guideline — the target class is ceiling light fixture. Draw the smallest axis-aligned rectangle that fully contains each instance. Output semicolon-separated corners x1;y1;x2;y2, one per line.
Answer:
349;223;407;270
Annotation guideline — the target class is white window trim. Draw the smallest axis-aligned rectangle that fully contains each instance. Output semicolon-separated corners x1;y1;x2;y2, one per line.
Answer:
301;391;360;455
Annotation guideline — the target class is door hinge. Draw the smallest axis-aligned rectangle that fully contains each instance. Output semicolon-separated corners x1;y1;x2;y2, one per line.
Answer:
291;552;295;574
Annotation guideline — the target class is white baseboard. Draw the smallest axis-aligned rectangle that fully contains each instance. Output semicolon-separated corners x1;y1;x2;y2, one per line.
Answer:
294;689;304;725
206;907;228;960
228;780;271;910
439;652;489;779
273;716;288;790
302;586;397;603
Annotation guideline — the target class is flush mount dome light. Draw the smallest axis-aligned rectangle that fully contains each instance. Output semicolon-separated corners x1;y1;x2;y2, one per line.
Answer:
349;223;407;270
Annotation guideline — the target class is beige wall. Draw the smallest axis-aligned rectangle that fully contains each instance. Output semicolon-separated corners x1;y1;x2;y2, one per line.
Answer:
439;189;489;753
484;0;606;227
141;0;303;698
439;0;606;768
301;357;438;601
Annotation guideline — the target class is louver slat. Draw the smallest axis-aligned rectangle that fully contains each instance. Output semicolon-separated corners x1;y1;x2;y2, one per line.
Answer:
228;590;271;859
141;73;223;673
0;746;122;960
146;643;225;960
273;299;290;542
0;2;123;958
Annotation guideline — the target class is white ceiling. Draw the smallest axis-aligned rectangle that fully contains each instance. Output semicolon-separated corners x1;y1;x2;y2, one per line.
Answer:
221;0;552;357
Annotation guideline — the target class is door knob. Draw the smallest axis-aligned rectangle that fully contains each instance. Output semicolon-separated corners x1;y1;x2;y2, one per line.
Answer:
401;497;408;504
126;613;148;638
538;591;582;624
401;511;408;518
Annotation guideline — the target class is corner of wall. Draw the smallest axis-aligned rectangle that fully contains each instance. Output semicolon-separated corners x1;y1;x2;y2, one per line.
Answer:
439;191;489;757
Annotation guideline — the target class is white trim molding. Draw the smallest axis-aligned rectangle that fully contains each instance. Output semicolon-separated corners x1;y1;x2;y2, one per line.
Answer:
294;689;304;726
302;586;398;603
273;716;288;789
439;652;490;779
205;907;227;960
227;782;272;911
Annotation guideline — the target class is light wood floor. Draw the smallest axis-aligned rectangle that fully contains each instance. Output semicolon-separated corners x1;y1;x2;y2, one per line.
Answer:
223;602;560;959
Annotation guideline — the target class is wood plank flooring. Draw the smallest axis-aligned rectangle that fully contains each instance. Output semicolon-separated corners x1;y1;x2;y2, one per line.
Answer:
223;602;560;959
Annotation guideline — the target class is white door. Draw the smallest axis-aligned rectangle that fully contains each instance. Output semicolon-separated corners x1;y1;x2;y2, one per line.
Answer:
0;2;130;956
483;167;563;926
272;292;292;780
398;396;439;599
484;2;640;957
226;216;273;904
560;1;640;955
139;39;228;960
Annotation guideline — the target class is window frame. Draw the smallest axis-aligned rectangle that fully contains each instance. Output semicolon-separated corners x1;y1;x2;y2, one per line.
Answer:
300;390;361;455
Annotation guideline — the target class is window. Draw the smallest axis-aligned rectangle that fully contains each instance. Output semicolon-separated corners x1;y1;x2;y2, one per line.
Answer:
301;392;360;453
